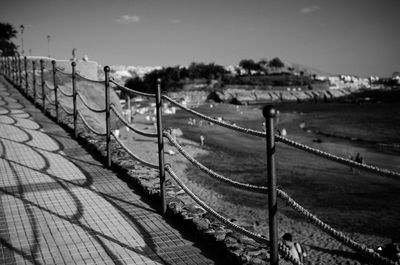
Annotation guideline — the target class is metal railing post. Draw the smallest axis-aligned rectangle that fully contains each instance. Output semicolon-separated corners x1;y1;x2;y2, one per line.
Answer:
18;56;23;89
127;94;131;124
155;78;167;215
8;57;11;79
11;57;15;84
52;60;59;122
40;60;46;111
15;56;19;85
4;57;8;78
263;105;278;265
104;66;111;168
14;57;17;85
11;57;14;84
7;57;10;81
7;57;10;79
24;57;28;95
12;57;16;85
72;62;78;138
32;61;36;102
4;57;6;76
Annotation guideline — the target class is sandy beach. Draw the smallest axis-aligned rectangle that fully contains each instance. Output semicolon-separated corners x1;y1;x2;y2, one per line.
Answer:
119;101;400;265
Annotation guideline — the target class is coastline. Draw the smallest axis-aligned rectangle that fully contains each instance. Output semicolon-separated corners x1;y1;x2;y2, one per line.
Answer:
119;100;399;264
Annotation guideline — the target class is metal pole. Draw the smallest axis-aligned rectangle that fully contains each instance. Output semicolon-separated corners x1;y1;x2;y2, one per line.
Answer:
72;62;78;138
263;105;278;265
18;56;23;89
155;78;166;215
15;56;18;85
104;66;111;168
8;57;11;82
47;35;51;58
127;94;131;124
40;60;46;111
10;57;13;84
5;57;8;79
20;25;25;55
7;57;10;79
9;57;11;80
13;57;16;84
8;57;11;79
12;57;16;85
32;61;36;102
11;57;15;84
51;60;59;122
24;57;28;95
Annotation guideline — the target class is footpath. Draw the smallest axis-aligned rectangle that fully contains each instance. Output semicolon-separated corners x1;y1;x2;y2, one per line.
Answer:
0;77;218;265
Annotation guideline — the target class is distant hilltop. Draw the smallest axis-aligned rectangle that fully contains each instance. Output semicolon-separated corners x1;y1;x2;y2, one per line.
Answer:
106;65;163;79
99;57;398;92
105;59;333;82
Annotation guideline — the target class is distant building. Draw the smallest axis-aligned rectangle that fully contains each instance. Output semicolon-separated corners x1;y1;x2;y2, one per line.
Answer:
392;72;400;84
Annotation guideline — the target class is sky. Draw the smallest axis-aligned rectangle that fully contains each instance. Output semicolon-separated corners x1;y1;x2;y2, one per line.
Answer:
1;0;399;77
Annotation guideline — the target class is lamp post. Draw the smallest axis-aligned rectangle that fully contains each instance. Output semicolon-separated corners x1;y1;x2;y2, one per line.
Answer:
47;35;51;57
20;25;25;55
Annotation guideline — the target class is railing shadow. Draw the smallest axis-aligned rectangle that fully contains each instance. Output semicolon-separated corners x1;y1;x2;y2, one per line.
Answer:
0;92;171;264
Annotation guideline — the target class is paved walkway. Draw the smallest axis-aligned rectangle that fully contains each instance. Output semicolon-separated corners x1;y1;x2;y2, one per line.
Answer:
0;77;217;265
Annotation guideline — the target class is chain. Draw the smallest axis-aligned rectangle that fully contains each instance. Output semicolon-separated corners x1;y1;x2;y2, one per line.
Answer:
162;95;266;138
110;105;158;138
111;131;159;169
77;92;106;113
277;135;400;178
164;131;268;193
110;80;156;98
77;110;106;136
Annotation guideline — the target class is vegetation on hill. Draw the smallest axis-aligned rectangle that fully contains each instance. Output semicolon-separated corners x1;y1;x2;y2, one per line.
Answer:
0;22;18;56
124;58;329;94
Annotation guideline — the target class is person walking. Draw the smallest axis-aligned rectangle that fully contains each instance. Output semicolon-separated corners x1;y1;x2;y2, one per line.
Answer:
200;135;205;146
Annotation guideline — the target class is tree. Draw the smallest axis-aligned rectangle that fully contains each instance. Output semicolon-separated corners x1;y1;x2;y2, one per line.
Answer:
0;22;18;56
268;57;285;68
124;77;148;95
239;59;260;75
187;62;226;79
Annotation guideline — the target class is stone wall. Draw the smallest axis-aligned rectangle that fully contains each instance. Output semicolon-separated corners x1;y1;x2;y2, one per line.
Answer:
26;56;99;80
168;87;356;106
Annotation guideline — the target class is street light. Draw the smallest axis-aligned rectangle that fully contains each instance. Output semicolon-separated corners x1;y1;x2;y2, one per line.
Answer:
20;25;25;55
47;35;51;57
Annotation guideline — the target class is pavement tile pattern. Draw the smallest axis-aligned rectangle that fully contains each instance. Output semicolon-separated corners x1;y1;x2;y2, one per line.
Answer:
0;77;217;265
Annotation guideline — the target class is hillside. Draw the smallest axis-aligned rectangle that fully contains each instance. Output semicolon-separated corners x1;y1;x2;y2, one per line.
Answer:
289;62;332;76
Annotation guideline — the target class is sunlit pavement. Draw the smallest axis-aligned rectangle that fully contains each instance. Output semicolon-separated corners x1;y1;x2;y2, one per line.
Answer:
0;77;216;265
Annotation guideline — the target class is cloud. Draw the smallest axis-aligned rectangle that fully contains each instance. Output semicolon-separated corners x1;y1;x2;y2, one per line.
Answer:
300;6;320;14
116;15;140;24
248;27;256;32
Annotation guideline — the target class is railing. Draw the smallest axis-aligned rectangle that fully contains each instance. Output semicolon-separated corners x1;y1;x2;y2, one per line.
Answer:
1;55;399;265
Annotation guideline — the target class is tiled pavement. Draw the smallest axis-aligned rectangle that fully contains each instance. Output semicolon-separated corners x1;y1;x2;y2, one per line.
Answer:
0;77;218;265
